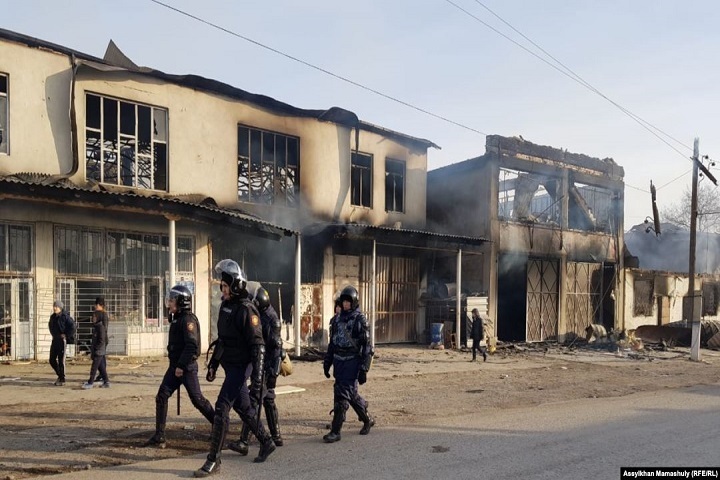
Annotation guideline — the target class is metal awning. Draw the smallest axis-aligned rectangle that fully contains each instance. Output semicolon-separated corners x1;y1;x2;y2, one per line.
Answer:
0;177;296;240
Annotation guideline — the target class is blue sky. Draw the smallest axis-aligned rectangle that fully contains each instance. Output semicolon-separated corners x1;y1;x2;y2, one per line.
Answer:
4;0;719;228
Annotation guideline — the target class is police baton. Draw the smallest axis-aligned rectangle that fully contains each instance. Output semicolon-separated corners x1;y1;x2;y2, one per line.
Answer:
176;387;181;416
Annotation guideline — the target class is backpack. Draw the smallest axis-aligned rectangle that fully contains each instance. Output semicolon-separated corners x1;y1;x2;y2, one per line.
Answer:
64;315;77;344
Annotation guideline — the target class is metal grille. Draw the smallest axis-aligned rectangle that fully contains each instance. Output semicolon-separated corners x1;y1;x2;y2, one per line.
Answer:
360;256;419;343
56;278;168;357
633;279;654;317
0;276;34;359
566;262;602;337
526;259;558;341
299;284;323;346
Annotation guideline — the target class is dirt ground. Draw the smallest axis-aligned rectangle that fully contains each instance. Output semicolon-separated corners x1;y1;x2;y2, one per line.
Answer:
1;343;719;479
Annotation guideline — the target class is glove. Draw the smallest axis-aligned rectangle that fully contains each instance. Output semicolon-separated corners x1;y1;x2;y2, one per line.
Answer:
358;370;367;385
206;367;216;383
323;363;331;379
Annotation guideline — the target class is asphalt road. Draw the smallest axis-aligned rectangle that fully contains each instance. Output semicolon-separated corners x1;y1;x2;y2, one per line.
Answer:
38;384;720;480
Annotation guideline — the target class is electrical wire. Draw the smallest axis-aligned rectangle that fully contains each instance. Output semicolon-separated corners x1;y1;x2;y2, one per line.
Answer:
443;0;694;168
469;0;692;153
148;0;487;136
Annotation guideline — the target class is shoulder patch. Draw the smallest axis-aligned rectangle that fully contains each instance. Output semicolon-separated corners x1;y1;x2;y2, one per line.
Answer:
251;315;260;327
187;322;195;332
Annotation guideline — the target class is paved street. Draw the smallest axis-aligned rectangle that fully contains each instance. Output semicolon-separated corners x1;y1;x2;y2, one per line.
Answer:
36;384;720;480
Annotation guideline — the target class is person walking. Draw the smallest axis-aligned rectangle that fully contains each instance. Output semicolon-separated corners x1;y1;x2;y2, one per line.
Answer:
48;300;70;386
228;286;285;454
144;285;215;449
470;308;488;362
82;308;110;388
322;285;374;443
194;260;275;477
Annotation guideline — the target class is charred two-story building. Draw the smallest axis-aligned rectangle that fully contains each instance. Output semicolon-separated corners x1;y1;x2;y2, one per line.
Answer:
0;28;486;360
428;135;625;342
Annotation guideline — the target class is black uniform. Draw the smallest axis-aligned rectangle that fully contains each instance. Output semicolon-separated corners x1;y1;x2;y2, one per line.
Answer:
471;312;487;362
87;314;109;385
323;305;374;441
232;303;285;449
48;310;70;383
203;295;274;466
152;310;215;441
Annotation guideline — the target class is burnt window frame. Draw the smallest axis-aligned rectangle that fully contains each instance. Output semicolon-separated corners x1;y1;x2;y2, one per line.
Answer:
85;93;169;191
0;222;32;273
237;125;299;206
385;158;405;213
351;152;373;208
701;281;720;316
633;278;654;317
0;73;8;154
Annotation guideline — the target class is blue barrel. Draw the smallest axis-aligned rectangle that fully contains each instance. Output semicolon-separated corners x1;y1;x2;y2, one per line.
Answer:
430;323;444;344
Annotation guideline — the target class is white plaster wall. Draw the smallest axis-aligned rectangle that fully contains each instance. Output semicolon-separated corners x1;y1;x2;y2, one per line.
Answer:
0;39;73;175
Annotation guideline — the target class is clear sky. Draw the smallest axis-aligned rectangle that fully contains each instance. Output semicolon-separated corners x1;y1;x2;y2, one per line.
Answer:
3;0;719;229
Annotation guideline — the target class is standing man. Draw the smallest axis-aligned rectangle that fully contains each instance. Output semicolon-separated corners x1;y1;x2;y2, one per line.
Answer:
195;260;275;477
82;308;110;388
470;308;488;362
228;286;285;455
92;297;109;383
144;285;215;449
322;285;374;443
48;300;70;386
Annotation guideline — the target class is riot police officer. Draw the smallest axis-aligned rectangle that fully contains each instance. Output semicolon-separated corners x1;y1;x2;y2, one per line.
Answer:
322;285;375;443
145;285;214;448
228;286;285;454
194;260;275;477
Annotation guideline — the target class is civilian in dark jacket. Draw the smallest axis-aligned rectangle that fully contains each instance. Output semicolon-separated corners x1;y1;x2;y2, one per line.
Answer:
92;297;109;382
83;309;110;389
470;308;488;362
48;300;69;386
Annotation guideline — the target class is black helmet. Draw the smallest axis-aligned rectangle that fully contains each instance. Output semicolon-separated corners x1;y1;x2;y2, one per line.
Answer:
339;285;359;309
254;287;270;312
214;259;247;295
169;284;192;311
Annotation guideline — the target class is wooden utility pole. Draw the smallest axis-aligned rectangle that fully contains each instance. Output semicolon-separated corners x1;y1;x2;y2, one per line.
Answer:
688;138;701;361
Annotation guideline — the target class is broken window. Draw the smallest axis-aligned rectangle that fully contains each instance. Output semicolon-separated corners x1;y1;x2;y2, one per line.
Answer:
497;168;561;224
351;152;373;208
633;278;654;316
105;230;192;277
0;73;8;154
237;126;299;206
385;158;405;213
55;226;104;276
0;223;32;272
702;281;720;316
85;93;168;191
569;181;615;233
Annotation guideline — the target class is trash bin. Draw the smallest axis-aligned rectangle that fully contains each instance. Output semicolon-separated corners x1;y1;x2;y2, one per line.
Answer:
430;323;444;344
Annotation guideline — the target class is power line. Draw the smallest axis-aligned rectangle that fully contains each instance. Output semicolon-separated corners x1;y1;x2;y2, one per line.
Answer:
470;0;692;153
444;0;693;165
148;0;487;136
657;169;692;190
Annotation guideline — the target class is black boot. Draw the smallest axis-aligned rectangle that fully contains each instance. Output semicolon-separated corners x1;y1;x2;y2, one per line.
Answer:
245;415;275;463
194;458;221;478
227;423;250;456
145;395;168;448
265;402;284;446
323;403;345;443
483;350;488;362
350;400;374;435
195;414;227;477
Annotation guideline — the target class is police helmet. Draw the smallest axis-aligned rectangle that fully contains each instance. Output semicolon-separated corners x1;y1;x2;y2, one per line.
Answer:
254;287;270;312
214;259;247;295
169;284;192;311
339;285;359;309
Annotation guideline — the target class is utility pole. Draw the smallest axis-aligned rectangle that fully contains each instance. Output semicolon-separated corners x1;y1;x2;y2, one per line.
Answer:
688;138;701;361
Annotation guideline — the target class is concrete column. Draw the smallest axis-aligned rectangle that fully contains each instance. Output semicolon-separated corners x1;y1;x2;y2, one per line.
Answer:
168;218;176;288
294;234;302;356
456;249;462;349
371;239;377;347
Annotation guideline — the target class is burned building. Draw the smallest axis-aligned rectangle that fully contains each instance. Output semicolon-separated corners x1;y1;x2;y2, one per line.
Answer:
428;135;625;342
0;28;486;359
